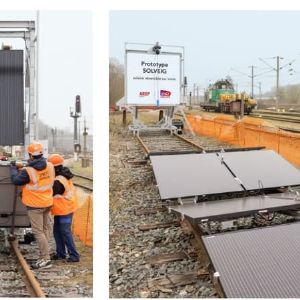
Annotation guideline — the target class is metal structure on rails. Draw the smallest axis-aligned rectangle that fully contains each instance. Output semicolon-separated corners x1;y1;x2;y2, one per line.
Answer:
0;21;37;146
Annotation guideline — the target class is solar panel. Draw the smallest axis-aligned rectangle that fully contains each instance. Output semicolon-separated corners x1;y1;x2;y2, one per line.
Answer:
203;223;300;298
150;153;243;200
170;192;300;222
220;150;300;190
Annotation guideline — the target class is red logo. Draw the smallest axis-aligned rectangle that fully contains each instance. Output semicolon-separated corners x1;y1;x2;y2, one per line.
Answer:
139;91;150;97
160;90;171;98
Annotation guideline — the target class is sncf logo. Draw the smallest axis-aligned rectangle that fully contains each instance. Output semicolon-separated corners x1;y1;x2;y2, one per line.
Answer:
160;90;171;98
139;91;150;97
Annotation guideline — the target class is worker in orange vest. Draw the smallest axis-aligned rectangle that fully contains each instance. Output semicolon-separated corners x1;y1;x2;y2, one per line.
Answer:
10;142;55;269
47;154;80;262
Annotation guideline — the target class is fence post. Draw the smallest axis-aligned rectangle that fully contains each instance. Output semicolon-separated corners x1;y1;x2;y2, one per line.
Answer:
84;195;91;245
277;129;280;154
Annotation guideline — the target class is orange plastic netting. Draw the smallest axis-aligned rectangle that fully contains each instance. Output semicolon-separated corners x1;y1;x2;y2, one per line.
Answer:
187;114;300;167
72;194;93;247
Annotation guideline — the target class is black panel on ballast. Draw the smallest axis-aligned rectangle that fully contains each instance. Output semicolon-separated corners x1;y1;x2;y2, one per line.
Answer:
170;192;300;222
150;153;243;200
219;150;300;190
203;223;300;298
0;50;24;146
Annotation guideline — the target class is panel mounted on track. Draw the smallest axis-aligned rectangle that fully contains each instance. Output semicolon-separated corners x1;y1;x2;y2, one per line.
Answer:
170;192;300;223
203;222;300;298
219;150;300;190
150;153;243;200
0;50;24;146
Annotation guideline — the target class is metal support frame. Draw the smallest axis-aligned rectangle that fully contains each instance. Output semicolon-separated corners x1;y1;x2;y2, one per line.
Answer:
127;105;177;135
0;21;36;148
125;43;184;135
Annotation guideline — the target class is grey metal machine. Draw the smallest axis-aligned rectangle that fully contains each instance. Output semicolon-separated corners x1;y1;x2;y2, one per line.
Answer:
0;162;30;229
0;21;37;236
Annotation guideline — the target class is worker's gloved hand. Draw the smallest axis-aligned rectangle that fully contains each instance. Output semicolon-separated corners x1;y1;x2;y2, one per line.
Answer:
10;160;16;167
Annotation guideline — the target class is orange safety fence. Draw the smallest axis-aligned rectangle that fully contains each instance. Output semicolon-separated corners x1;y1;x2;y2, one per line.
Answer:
72;194;93;247
187;114;300;167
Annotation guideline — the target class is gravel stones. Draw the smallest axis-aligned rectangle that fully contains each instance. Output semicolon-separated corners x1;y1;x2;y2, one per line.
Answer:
109;113;296;298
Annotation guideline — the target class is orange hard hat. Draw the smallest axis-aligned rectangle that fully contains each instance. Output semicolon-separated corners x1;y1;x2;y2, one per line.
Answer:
27;142;43;156
48;154;64;166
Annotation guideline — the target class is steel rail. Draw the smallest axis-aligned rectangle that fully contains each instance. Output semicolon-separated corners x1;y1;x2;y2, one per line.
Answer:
10;239;45;298
253;110;300;117
136;135;150;154
73;173;93;181
251;114;300;124
173;133;204;151
74;182;93;192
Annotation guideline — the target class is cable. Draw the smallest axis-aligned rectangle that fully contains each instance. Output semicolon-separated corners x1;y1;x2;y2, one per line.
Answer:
259;57;276;71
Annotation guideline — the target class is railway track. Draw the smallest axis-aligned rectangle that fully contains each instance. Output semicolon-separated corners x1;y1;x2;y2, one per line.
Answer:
73;173;93;192
250;109;300;124
110;122;276;297
254;110;300;118
0;230;93;297
136;131;204;156
0;237;43;297
136;130;263;157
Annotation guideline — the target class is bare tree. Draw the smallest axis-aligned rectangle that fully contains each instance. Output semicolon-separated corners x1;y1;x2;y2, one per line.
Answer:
282;84;300;104
109;58;124;107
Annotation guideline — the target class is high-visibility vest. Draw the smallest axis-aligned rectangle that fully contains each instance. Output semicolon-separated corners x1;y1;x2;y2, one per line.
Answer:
22;162;55;208
51;175;79;216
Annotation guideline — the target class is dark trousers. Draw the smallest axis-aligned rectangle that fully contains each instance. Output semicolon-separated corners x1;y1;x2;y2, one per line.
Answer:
53;214;80;261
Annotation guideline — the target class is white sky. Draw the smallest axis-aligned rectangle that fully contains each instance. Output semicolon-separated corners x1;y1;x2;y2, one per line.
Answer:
0;10;92;132
110;11;300;96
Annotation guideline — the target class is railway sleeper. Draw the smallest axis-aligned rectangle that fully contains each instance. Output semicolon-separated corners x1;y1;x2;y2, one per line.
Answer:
148;270;210;291
145;252;189;265
138;221;180;231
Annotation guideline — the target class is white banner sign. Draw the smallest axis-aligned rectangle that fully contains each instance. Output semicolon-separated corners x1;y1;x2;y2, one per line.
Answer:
126;52;181;106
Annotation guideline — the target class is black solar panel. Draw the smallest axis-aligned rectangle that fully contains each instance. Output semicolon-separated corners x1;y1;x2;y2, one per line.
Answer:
150;153;243;200
203;223;300;298
220;150;300;190
170;192;300;222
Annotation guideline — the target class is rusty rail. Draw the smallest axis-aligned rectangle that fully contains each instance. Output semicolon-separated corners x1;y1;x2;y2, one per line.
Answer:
73;174;93;192
73;173;93;181
10;239;46;297
136;134;150;154
182;219;225;298
173;133;204;151
73;182;93;192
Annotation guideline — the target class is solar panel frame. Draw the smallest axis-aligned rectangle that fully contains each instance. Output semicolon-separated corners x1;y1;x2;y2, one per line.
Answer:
169;192;300;223
220;150;300;190
150;153;244;200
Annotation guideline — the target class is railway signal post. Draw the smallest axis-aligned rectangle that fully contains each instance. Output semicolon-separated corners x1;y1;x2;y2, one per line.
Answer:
70;95;82;161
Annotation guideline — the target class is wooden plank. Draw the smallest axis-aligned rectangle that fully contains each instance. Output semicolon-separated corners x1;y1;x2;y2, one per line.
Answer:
184;219;209;264
181;219;193;235
138;221;180;231
145;252;188;265
127;159;148;165
148;270;209;291
134;207;166;216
